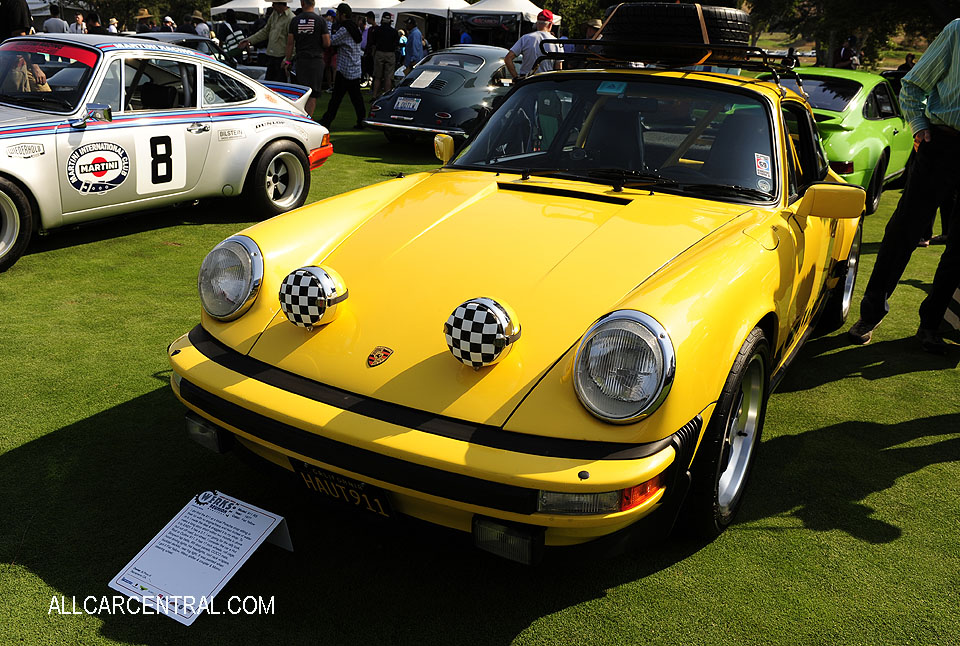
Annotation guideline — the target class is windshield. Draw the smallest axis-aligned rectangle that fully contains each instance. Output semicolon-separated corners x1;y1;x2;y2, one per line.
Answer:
0;39;99;113
420;52;485;73
453;77;778;200
780;77;861;112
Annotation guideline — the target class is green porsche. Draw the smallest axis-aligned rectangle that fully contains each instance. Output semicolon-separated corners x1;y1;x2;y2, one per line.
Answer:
763;67;914;214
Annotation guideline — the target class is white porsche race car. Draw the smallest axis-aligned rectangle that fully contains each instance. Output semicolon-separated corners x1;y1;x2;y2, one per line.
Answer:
0;34;332;272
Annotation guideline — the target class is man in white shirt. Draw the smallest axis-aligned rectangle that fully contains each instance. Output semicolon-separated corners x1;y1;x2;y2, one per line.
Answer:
43;5;69;33
505;9;562;79
68;13;86;34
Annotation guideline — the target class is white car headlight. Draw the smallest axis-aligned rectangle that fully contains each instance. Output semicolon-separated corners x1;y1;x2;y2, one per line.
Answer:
573;311;675;424
198;235;263;321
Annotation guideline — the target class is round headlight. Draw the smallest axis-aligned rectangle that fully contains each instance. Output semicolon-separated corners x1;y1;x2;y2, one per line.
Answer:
573;311;675;424
198;236;263;321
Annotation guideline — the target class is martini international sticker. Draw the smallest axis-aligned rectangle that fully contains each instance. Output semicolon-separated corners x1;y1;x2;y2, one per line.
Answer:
66;142;130;194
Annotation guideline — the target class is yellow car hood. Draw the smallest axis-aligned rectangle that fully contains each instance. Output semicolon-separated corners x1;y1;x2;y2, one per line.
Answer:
246;170;750;426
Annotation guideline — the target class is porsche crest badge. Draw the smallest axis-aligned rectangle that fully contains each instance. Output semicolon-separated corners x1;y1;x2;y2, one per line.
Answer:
367;346;393;367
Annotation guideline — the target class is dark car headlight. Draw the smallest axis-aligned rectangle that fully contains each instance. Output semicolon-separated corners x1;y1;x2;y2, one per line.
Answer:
573;311;675;424
198;235;263;321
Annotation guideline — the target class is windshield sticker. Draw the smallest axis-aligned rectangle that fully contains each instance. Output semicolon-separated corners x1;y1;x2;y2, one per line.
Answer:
410;70;440;89
755;153;772;179
757;178;772;192
597;81;627;96
0;41;97;67
66;142;129;194
7;143;44;158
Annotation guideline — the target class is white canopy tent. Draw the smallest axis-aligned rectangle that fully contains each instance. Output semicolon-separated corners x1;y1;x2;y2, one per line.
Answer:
462;0;559;24
211;0;267;17
389;0;470;19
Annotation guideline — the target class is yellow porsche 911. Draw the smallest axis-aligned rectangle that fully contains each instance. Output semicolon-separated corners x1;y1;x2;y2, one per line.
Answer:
168;63;865;563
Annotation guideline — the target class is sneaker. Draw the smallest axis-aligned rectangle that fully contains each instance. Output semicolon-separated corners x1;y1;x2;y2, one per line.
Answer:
918;239;931;247
848;318;880;344
916;327;948;354
930;234;948;245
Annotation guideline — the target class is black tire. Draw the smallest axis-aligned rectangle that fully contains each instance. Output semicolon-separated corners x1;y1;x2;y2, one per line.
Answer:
0;177;34;273
602;3;750;63
815;218;863;334
245;140;310;217
680;327;769;539
864;152;887;215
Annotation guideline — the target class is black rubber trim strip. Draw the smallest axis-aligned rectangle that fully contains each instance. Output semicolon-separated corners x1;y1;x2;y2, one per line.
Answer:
186;324;682;460
179;379;540;514
496;182;633;205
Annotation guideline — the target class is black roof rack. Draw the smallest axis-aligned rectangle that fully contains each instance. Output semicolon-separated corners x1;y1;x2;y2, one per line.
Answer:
533;39;807;98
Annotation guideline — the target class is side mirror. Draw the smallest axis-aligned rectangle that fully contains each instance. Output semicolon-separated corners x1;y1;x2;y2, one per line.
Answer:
71;103;113;129
796;182;865;219
434;134;455;164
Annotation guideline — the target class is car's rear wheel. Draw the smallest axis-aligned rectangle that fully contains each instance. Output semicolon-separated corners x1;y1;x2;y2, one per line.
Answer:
815;217;863;334
680;327;768;539
0;178;34;273
246;141;310;217
864;152;887;215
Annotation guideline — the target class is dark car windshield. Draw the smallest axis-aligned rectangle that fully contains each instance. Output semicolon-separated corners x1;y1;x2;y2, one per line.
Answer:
780;77;861;112
420;52;485;73
452;77;778;201
0;39;99;112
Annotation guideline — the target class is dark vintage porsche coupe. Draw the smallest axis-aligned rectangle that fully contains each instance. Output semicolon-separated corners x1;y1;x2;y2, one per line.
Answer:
365;44;515;142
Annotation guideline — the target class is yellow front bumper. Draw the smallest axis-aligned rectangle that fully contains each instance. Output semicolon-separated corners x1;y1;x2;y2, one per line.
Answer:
168;326;705;547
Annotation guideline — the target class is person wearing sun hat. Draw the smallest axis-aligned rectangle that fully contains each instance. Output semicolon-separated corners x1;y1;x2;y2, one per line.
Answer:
191;9;210;37
240;1;296;81
505;9;561;79
134;7;153;33
107;17;118;33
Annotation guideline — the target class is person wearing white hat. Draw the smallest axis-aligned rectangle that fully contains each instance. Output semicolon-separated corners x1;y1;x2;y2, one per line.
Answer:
160;16;175;32
241;2;296;81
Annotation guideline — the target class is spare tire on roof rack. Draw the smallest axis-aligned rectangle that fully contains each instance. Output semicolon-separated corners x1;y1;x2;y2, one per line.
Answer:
599;2;750;65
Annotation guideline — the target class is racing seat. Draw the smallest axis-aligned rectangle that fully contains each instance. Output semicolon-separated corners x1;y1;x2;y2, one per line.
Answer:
701;110;770;185
139;82;178;110
583;106;645;171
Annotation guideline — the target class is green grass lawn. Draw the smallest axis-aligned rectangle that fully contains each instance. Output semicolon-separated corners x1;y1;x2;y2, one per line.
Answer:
1;92;959;645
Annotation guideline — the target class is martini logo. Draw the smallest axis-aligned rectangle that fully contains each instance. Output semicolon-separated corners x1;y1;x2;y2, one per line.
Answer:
66;142;130;194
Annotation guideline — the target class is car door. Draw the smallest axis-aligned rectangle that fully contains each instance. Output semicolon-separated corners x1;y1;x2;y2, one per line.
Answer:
777;100;834;350
56;53;212;223
871;81;912;175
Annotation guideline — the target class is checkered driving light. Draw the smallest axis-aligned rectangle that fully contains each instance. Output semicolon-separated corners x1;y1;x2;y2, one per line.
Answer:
443;298;521;368
278;266;348;329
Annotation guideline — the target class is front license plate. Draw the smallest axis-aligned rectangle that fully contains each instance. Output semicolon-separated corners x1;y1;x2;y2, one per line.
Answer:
293;460;392;518
394;96;421;111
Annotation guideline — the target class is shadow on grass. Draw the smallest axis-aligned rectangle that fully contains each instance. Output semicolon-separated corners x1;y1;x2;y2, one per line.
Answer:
1;387;701;645
327;128;440;166
739;412;960;543
776;333;959;393
25;199;259;259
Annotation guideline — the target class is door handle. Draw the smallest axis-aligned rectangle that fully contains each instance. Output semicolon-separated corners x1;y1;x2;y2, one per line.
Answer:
187;122;210;134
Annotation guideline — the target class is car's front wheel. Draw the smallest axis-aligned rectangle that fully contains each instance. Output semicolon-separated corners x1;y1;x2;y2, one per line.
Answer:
0;178;34;273
815;218;863;334
681;327;769;539
246;141;310;217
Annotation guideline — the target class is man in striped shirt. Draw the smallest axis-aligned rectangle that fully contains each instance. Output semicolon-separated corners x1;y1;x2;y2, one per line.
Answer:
318;3;366;130
849;18;960;353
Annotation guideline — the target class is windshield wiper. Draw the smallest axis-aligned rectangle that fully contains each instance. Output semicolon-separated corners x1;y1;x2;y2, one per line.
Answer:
679;183;775;201
586;168;679;192
5;94;73;109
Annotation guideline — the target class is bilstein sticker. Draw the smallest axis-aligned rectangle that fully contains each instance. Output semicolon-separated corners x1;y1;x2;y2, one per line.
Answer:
66;142;130;194
218;128;246;141
7;143;44;158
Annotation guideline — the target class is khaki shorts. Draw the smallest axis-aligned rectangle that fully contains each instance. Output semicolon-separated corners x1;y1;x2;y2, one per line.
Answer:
373;50;395;84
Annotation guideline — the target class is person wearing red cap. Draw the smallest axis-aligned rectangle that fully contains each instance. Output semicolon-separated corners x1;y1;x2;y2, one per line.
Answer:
505;9;562;80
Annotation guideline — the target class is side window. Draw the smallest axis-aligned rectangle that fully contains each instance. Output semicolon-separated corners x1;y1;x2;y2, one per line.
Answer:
203;67;256;104
781;111;799;201
91;59;121;112
124;58;198;111
874;84;898;118
863;91;879;120
782;103;823;199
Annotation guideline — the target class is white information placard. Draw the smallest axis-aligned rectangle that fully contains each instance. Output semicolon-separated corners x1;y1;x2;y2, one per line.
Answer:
108;491;292;626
